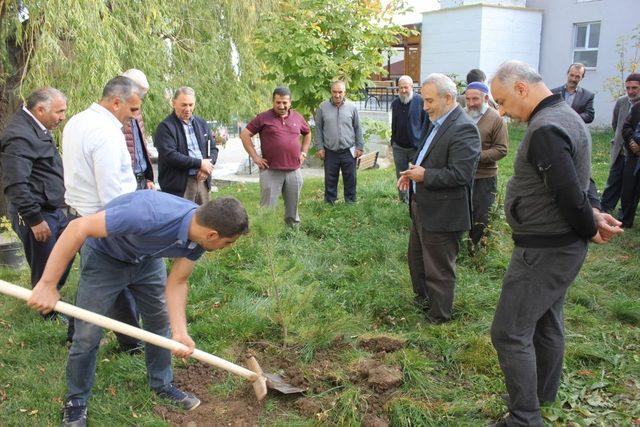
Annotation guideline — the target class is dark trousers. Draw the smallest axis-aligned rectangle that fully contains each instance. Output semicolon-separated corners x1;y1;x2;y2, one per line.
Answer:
408;200;461;322
491;240;588;426
600;153;625;213
470;176;497;245
392;143;417;203
620;154;640;227
8;206;73;290
324;148;357;203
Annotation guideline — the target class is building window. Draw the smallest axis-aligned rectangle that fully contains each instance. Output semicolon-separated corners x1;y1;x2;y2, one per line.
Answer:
573;22;600;68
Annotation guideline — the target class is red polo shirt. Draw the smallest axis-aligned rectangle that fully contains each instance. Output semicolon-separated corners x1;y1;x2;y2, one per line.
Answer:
246;109;310;170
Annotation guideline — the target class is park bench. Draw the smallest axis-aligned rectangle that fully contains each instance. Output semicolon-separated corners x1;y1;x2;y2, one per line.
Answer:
356;151;379;170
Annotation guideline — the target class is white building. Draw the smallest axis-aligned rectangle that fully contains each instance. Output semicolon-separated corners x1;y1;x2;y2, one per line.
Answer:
419;0;638;127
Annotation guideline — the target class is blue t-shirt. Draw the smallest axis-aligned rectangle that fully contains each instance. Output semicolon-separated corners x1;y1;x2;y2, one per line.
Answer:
86;191;206;263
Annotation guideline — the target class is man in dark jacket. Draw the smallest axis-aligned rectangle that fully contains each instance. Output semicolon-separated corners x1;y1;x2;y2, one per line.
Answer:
397;73;480;324
551;63;595;124
121;69;154;190
391;75;429;203
154;87;218;205
0;87;73;321
489;60;621;427
620;100;640;228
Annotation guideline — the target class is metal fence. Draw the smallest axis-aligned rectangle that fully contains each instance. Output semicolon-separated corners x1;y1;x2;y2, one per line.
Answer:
354;86;421;112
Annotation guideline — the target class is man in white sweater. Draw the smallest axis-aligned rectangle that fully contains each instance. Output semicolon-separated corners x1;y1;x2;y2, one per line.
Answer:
62;75;144;352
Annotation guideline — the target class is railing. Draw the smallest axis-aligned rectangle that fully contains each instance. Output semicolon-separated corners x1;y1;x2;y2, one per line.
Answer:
354;86;420;112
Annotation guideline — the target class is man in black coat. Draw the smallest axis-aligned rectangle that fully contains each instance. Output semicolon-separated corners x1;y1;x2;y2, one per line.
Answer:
397;73;480;323
0;87;73;323
154;87;218;205
551;63;595;124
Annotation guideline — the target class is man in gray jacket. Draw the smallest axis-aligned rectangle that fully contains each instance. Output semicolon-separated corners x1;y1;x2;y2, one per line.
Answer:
600;73;640;214
315;81;364;203
489;60;622;427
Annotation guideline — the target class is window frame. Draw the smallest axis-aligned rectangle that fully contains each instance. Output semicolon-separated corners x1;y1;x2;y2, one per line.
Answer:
572;21;600;69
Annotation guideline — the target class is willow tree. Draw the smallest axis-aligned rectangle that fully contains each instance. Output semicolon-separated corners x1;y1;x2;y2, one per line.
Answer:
0;0;275;130
255;0;409;119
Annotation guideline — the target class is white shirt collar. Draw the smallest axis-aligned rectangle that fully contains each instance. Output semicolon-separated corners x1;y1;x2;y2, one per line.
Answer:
22;105;47;132
89;102;123;130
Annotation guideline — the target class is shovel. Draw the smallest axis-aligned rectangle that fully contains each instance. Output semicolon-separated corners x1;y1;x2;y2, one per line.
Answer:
0;280;305;400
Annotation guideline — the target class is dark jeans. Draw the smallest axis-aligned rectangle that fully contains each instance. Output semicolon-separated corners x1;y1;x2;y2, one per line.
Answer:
324;148;357;203
7;205;73;290
408;200;461;322
392;143;417;202
470;176;497;245
620;154;640;227
600;153;625;213
66;245;171;404
491;240;588;426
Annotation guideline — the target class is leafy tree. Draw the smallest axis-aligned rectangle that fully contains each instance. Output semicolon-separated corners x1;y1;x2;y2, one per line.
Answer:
603;24;640;101
255;0;409;118
0;0;275;130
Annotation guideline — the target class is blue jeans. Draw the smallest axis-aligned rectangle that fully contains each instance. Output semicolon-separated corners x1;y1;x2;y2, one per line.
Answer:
65;245;172;404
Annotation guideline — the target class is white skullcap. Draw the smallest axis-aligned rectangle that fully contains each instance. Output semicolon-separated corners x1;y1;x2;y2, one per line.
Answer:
121;68;149;90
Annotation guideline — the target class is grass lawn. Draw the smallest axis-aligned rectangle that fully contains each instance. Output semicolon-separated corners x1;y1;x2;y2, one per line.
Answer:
0;125;639;426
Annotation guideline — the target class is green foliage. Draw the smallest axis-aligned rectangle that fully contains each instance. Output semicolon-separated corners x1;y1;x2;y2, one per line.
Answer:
603;24;640;101
255;0;409;118
362;118;391;144
0;0;274;129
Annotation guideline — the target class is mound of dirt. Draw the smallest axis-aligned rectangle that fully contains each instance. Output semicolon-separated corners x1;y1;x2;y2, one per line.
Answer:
358;336;406;354
362;414;390;427
355;359;403;392
295;397;322;417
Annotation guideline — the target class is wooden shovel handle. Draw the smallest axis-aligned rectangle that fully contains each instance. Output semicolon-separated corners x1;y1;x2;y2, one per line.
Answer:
0;280;258;382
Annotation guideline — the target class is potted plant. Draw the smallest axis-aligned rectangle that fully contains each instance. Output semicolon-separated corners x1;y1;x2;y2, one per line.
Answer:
0;216;23;267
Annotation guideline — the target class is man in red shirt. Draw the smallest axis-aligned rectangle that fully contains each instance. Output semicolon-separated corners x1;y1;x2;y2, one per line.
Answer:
240;86;311;225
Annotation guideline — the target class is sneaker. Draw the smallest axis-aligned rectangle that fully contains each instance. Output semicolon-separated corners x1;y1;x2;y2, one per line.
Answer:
61;400;87;427
155;383;201;411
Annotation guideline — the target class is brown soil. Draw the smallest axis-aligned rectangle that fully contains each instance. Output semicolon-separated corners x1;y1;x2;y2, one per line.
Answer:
362;414;390;427
354;359;403;392
358;336;406;354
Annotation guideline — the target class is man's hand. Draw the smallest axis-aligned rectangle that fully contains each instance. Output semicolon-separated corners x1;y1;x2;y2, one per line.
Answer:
31;220;52;242
591;209;623;244
397;175;410;191
171;333;195;358
26;281;60;314
354;149;363;158
317;149;325;160
200;159;214;175
252;156;269;169
629;140;640;155
399;164;426;183
196;170;209;182
145;180;155;190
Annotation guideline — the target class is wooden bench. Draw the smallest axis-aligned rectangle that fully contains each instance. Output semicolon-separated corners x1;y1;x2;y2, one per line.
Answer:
356;151;379;170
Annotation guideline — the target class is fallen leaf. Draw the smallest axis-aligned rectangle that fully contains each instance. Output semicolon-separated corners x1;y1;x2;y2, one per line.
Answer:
29;410;38;415
38;367;45;373
0;389;6;401
576;370;593;376
131;410;139;418
19;409;27;413
106;387;117;397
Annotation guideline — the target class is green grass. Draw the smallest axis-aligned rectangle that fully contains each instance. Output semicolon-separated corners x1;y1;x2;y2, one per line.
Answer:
1;125;639;426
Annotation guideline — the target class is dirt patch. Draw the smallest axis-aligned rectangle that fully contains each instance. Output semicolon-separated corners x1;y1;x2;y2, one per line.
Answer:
362;414;390;427
358;336;406;354
295;397;322;417
354;359;403;392
153;362;263;426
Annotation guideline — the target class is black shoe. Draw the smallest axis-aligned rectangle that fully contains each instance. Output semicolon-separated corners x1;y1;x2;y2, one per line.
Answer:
61;400;87;427
42;312;69;324
155;383;201;411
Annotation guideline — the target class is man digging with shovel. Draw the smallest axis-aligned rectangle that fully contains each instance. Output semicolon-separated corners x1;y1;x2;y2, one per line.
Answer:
26;190;248;427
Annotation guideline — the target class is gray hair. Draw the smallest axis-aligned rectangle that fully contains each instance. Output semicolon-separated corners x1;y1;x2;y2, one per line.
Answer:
173;86;196;100
102;76;144;102
422;73;457;98
491;60;542;86
398;75;413;86
25;87;66;111
330;80;346;90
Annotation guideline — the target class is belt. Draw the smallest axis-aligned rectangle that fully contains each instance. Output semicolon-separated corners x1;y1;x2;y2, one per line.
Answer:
326;147;352;154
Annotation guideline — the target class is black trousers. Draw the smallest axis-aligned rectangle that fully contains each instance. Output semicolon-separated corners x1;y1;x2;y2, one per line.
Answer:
491;240;588;426
620;154;640;228
408;200;461;322
8;206;73;290
600;153;625;213
324;148;357;203
470;176;497;245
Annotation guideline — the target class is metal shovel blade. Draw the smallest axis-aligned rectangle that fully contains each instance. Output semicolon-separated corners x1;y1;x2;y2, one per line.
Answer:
264;373;306;394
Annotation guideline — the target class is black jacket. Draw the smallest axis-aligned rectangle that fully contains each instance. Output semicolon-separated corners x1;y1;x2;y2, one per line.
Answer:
0;108;66;226
153;112;218;197
551;85;595;124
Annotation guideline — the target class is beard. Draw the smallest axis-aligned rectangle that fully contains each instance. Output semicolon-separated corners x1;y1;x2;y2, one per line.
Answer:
399;91;413;104
466;107;482;119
